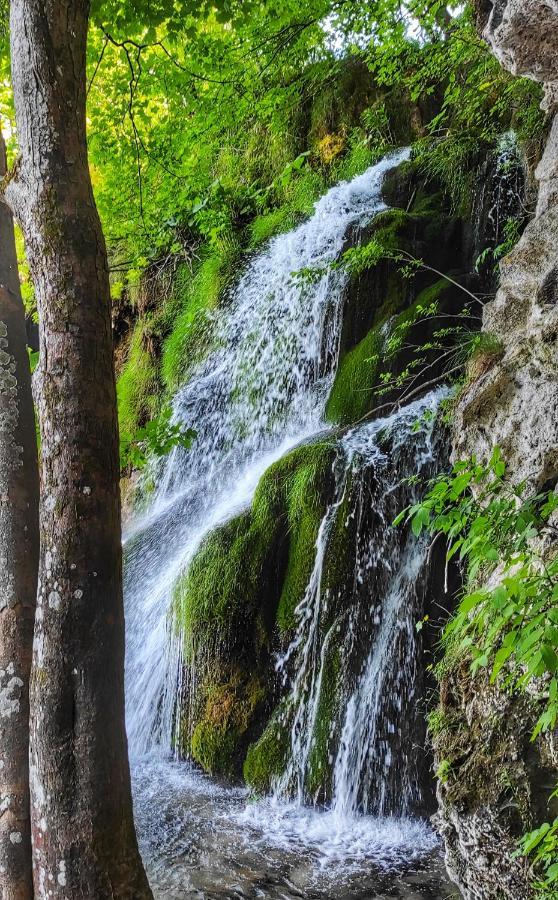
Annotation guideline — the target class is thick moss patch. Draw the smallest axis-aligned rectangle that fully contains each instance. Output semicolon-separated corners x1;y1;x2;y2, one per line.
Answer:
269;442;337;632
190;671;266;777
173;438;337;773
325;320;385;425
173;510;278;657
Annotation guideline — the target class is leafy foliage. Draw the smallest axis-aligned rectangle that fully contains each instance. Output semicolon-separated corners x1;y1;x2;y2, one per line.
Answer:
398;448;558;736
517;802;558;895
120;405;196;469
397;449;558;893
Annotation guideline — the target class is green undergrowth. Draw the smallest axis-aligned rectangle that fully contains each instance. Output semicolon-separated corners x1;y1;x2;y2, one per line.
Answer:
161;235;241;393
249;169;327;248
398;449;558;893
117;233;241;444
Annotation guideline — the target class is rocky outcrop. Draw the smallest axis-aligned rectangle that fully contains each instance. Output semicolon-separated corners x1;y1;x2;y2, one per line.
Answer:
454;2;558;489
438;3;558;897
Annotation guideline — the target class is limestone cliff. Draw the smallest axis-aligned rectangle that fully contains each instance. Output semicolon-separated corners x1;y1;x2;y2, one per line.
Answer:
455;1;558;488
437;3;558;897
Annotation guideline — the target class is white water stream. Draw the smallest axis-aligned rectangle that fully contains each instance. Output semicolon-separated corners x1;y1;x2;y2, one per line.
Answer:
124;151;458;898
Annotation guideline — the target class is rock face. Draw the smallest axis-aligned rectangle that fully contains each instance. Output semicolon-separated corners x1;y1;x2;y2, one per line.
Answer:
438;3;558;897
454;1;558;490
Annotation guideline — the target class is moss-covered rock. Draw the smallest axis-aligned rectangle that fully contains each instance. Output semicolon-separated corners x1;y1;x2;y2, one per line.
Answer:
190;671;266;777
173;438;337;771
325;159;472;428
244;711;291;794
270;441;336;633
173;510;275;655
432;661;557;899
325;318;385;425
326;277;454;426
305;640;343;800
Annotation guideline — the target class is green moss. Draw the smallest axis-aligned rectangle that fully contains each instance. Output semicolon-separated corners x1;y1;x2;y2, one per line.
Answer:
117;320;160;443
325;322;385;425
161;235;240;392
173;439;336;775
173;509;278;653
173;439;336;652
190;672;266;776
255;441;336;632
308;59;377;150
244;712;290;794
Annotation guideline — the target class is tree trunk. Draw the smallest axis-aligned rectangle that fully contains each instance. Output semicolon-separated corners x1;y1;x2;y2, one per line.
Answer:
0;126;38;900
5;2;152;896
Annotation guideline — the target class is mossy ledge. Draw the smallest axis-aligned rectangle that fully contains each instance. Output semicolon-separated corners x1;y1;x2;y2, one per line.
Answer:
326;161;476;427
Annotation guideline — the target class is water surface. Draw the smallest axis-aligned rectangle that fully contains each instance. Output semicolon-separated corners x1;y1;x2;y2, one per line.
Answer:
133;759;459;900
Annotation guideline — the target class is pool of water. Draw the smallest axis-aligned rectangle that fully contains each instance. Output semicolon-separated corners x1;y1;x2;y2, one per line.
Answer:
132;758;460;900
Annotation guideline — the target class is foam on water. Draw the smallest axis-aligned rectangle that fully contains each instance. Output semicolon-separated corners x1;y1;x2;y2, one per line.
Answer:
131;759;451;898
232;797;439;875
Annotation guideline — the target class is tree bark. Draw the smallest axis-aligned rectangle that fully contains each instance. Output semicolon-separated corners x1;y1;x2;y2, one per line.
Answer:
5;2;152;896
0;126;38;900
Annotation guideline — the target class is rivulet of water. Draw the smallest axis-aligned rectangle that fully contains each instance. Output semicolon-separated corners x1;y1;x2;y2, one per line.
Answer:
271;390;447;816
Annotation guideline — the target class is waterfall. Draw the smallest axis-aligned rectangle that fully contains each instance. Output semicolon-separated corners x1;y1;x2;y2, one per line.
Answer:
272;390;446;816
124;147;411;759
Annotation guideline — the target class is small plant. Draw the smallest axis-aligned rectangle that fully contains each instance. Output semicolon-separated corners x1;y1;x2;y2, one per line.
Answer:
436;758;452;784
120;406;196;470
517;803;558;894
475;216;523;273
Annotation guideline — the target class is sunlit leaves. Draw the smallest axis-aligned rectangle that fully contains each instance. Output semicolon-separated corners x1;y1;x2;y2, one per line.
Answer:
120;405;196;469
398;447;558;740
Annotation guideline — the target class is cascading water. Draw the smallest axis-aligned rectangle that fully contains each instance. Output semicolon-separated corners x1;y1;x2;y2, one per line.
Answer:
124;149;458;898
124;147;410;757
473;130;526;268
271;391;446;818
